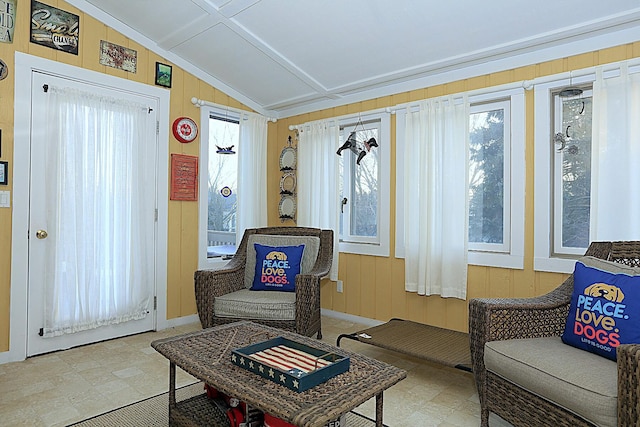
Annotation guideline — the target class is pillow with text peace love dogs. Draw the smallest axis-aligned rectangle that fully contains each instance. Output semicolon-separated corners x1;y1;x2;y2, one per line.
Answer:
562;256;640;361
250;243;305;292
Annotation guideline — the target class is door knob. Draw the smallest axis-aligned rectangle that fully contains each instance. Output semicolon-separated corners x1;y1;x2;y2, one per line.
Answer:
36;230;48;239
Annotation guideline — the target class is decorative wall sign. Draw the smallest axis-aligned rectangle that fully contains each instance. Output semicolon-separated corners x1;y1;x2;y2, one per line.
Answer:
0;0;16;43
0;161;7;185
170;154;198;201
155;62;172;88
172;117;198;143
0;59;6;81
99;40;137;73
30;1;79;54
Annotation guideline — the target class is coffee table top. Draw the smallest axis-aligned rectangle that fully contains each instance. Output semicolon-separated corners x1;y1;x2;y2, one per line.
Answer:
151;321;406;427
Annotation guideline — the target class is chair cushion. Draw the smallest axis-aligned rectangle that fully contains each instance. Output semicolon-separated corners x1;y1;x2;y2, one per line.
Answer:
485;336;617;427
561;256;640;361
250;243;304;292
214;289;295;321
244;234;320;289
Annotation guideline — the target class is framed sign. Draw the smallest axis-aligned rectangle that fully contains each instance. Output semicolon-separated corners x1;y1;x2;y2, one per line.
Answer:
0;0;16;44
0;161;7;185
30;1;79;54
170;154;198;201
155;62;172;88
99;40;137;73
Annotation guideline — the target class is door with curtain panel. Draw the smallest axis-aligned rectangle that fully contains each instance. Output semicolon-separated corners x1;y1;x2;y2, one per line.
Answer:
27;71;158;356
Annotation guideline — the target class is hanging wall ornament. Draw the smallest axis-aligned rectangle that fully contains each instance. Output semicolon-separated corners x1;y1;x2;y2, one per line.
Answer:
336;116;378;165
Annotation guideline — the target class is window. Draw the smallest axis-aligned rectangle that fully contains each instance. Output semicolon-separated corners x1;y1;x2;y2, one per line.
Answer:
468;100;511;253
338;113;390;256
199;107;240;268
534;74;595;273
395;88;525;268
553;88;593;256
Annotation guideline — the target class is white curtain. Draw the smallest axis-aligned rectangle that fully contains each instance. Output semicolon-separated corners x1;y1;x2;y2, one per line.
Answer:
402;96;469;299
236;114;268;238
43;87;154;337
297;121;340;280
590;64;640;240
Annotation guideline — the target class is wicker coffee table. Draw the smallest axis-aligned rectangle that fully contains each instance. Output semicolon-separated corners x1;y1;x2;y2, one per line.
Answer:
151;321;406;427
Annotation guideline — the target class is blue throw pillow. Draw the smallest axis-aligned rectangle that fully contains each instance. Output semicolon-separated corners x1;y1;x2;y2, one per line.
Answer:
561;256;640;361
250;243;305;292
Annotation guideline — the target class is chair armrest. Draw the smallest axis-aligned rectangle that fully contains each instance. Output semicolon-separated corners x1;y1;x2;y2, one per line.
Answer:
617;344;640;426
194;257;246;329
469;278;573;407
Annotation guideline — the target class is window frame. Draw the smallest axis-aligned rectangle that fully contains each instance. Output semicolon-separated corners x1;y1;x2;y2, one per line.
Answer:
395;88;525;269
198;105;241;270
534;74;596;273
338;112;391;257
468;99;512;254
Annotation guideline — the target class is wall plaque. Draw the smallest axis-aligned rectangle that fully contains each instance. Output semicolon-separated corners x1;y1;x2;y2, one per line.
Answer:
0;0;16;43
170;154;198;201
100;40;137;73
30;1;79;54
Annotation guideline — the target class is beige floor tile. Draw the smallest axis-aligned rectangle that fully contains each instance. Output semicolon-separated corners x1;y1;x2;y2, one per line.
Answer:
0;317;483;426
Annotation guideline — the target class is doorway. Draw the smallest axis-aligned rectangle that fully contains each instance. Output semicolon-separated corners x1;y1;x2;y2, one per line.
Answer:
9;53;170;362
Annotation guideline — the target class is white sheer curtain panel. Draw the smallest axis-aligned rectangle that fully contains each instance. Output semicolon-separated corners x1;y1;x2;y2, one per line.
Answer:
43;87;154;337
297;121;340;281
591;65;640;240
402;96;469;299
236;113;268;238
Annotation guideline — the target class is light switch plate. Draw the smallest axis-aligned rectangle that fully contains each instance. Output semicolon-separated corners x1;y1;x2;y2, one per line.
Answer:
0;191;10;208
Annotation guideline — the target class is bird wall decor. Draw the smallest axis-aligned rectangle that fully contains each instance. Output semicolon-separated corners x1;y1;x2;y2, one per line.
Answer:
336;131;378;165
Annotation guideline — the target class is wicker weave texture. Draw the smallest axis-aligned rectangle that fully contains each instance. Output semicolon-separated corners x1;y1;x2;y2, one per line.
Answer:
195;227;333;339
152;321;406;427
469;241;640;427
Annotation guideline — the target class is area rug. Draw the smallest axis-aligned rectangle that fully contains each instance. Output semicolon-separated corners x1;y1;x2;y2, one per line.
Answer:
337;318;472;371
69;382;384;426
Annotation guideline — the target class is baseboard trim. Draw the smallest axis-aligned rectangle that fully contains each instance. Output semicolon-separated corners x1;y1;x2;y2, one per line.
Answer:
321;309;385;328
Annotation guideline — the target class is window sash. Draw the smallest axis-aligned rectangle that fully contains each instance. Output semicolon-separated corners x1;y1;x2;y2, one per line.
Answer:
468;100;511;254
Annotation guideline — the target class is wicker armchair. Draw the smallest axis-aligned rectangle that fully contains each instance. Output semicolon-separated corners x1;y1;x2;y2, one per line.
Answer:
469;241;640;427
195;227;333;339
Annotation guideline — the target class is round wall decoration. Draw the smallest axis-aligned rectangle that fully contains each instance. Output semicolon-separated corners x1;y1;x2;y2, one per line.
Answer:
172;116;198;143
279;195;296;220
0;59;8;81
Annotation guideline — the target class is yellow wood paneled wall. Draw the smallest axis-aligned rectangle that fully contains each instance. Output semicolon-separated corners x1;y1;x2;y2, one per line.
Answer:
0;0;253;352
270;42;640;333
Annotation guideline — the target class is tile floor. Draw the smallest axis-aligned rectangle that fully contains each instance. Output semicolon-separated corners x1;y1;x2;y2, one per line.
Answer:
0;316;485;427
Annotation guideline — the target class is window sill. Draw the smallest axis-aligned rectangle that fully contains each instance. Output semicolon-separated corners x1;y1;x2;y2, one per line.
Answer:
339;241;389;257
534;257;577;274
468;251;524;269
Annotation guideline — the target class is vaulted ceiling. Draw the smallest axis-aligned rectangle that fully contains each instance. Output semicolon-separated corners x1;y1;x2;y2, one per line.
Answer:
67;0;640;118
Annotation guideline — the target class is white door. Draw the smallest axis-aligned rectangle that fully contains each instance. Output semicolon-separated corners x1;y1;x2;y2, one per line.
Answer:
27;72;158;356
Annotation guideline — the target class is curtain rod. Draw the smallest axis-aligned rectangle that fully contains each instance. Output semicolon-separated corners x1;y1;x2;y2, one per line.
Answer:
191;97;277;122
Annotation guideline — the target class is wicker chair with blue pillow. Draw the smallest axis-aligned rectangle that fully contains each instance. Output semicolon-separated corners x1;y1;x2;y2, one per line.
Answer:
469;241;640;427
195;227;333;339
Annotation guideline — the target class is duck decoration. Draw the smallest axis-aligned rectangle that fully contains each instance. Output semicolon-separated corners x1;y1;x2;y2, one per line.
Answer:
336;131;378;165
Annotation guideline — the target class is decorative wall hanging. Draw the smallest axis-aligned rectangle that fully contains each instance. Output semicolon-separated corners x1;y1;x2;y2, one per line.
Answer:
172;116;198;143
336;116;378;165
0;161;7;185
0;59;6;81
99;40;137;73
30;1;79;54
170;154;198;201
279;135;297;222
155;62;172;88
0;0;16;44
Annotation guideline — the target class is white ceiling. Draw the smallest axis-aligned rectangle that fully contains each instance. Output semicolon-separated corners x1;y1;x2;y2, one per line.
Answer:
68;0;640;118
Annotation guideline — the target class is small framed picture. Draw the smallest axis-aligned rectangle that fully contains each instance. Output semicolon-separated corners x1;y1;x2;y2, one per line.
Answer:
0;161;7;185
155;62;172;88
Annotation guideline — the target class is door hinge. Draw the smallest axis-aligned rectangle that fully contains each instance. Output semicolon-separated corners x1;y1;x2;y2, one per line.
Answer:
38;328;44;336
155;208;158;222
156;121;159;135
154;296;157;310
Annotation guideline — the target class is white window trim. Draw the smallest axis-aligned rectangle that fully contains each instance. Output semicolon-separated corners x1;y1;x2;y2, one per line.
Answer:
534;75;596;274
338;112;391;257
395;88;525;269
197;105;240;270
